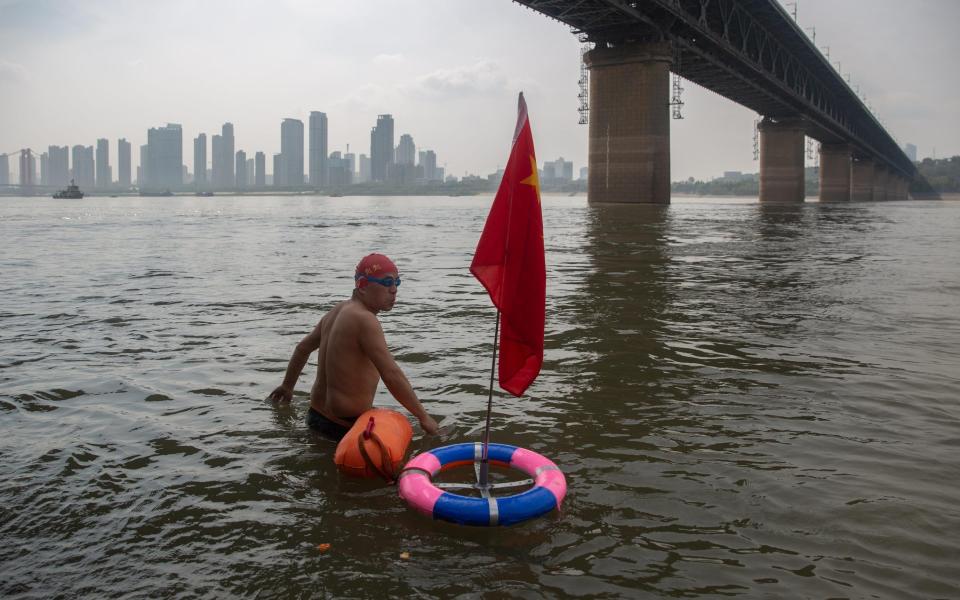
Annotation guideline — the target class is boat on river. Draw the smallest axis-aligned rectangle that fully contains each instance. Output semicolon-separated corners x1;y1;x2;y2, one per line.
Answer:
52;180;84;199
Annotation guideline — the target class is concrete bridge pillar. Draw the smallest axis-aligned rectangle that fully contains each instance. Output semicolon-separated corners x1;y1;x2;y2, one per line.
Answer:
758;118;806;202
584;42;672;204
873;167;889;201
851;158;875;202
819;143;852;202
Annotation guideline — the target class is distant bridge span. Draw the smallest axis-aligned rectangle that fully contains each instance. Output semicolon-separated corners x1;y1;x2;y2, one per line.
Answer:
514;0;922;203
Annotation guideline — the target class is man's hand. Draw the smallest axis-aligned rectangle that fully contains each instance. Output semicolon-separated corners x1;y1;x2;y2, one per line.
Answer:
267;385;293;403
419;414;440;435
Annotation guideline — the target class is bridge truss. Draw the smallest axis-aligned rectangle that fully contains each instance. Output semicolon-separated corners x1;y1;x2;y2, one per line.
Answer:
513;0;915;179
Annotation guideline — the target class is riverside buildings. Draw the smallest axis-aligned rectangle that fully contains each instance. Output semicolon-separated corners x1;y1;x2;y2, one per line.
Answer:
96;139;111;189
309;112;328;188
211;123;234;188
19;150;35;187
255;152;265;187
48;145;69;188
118;139;131;187
280;118;304;186
193;134;207;188
370;114;394;182
0;153;8;186
235;150;247;188
144;123;183;190
71;145;95;189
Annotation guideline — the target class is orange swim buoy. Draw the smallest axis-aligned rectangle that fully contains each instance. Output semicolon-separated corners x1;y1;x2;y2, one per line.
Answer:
334;409;413;481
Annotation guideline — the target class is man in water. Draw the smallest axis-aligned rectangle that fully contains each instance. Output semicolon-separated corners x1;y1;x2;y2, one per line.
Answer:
267;253;439;439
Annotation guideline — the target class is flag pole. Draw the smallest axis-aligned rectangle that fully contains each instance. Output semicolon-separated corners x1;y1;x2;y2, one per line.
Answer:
478;310;500;490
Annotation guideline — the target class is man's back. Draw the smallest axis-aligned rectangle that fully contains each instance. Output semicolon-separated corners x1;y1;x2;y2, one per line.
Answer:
311;299;380;421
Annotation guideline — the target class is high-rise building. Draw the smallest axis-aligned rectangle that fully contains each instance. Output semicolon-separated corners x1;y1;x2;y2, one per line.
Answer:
255;152;265;187
145;123;183;189
280;118;304;187
235;150;247;188
272;154;282;187
370;114;394;182
211;123;234;188
118;139;131;187
0;153;8;186
904;143;918;162
543;157;573;182
193;134;207;188
309;111;328;188
48;146;69;187
138;144;148;186
40;152;49;185
396;134;415;166
419;150;438;182
71;145;95;189
327;151;352;186
20;150;36;187
211;135;223;186
95;138;111;189
344;152;356;179
245;158;255;186
358;154;371;183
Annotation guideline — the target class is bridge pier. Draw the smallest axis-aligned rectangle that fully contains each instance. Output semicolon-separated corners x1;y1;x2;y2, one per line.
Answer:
873;167;889;201
584;42;672;204
851;158;875;202
758;118;805;202
819;143;852;202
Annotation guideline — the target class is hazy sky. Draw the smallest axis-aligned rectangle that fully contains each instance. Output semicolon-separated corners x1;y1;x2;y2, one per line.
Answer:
1;0;957;181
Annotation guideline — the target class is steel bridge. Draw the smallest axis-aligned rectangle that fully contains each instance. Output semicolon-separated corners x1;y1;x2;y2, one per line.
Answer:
514;0;923;203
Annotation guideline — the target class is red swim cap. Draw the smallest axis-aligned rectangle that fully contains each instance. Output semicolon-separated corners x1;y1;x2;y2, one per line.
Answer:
355;253;398;280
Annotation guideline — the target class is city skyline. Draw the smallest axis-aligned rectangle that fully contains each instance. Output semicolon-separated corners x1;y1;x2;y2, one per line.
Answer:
1;0;958;183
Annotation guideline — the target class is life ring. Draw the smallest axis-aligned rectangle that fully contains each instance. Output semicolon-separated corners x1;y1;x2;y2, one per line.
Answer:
334;409;413;481
398;442;566;526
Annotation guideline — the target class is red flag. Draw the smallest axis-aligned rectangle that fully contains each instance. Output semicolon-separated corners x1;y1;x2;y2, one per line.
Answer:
470;93;545;397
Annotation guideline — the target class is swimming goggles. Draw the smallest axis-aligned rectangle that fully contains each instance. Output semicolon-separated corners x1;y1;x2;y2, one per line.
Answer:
356;274;401;288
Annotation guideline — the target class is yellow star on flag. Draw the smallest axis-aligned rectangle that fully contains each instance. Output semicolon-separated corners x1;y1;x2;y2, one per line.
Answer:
520;155;540;201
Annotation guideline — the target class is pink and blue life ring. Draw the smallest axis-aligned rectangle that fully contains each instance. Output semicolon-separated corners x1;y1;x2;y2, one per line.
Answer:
398;443;567;526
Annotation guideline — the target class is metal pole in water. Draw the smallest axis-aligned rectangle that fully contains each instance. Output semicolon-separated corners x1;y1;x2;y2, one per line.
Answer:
478;311;500;490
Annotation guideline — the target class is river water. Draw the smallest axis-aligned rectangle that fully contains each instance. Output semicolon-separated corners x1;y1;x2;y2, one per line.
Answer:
1;194;958;598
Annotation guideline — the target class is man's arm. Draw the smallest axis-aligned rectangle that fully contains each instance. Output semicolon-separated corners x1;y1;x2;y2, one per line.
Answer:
358;313;439;434
267;320;324;403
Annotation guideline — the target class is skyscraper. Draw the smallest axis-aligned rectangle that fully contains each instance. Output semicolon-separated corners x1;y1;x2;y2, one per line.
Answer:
280;118;304;187
255;152;265;187
0;154;8;186
419;150;438;182
145;123;183;189
211;135;223;186
396;134;415;166
309;111;328;188
358;154;370;183
272;154;281;187
71;145;95;189
139;144;150;186
96;138;111;189
48;146;69;187
344;151;356;179
370;114;394;182
904;143;918;162
193;133;207;187
19;150;35;187
118;139;131;187
211;123;234;188
40;152;48;185
235;150;247;188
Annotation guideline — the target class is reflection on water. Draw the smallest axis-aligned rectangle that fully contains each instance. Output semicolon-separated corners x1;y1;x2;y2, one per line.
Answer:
1;195;959;598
